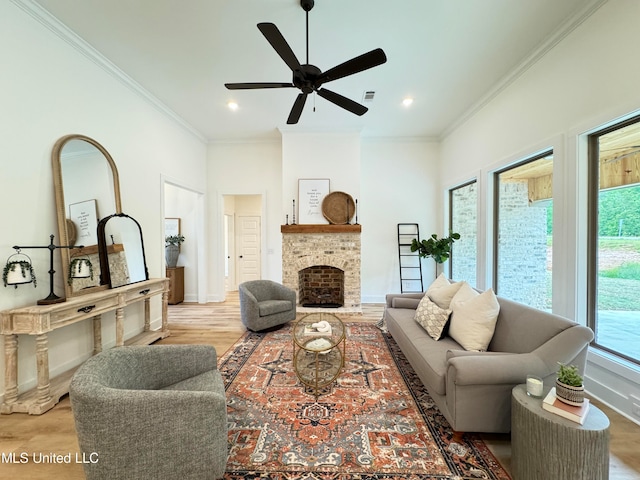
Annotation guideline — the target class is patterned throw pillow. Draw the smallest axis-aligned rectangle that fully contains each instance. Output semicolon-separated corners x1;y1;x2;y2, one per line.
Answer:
414;295;452;340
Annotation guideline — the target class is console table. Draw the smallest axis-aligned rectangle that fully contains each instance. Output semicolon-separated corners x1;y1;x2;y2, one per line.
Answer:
0;278;170;415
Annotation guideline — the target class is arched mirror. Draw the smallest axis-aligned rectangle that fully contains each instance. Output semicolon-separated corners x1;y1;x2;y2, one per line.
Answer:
97;213;149;288
52;134;123;298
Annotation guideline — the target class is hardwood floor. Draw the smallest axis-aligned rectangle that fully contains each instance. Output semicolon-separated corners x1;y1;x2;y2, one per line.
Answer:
0;293;638;479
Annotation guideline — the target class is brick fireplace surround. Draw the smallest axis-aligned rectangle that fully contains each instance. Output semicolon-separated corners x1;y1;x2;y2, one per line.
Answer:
281;224;362;313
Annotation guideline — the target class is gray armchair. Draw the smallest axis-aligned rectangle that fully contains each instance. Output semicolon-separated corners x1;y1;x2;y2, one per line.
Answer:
239;279;297;331
69;345;227;480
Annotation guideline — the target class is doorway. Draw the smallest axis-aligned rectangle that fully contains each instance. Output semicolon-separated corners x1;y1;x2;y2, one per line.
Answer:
163;180;206;303
223;195;263;291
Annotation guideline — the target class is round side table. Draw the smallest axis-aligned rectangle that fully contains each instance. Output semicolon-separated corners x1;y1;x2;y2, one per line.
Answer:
292;312;346;398
511;384;610;480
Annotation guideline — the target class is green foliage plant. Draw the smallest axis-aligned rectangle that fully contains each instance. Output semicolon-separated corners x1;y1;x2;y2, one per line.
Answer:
68;258;94;285
3;260;37;288
557;362;583;387
410;231;461;264
165;234;185;247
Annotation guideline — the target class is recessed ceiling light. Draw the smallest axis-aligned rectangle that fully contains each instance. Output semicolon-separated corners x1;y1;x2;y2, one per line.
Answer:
402;97;414;107
227;101;239;111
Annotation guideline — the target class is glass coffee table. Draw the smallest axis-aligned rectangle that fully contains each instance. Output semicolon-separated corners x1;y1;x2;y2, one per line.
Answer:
292;312;345;398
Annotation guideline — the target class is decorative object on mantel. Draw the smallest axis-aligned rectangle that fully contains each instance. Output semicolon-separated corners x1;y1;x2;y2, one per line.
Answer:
298;178;329;224
410;231;460;278
292;199;296;225
355;198;359;225
555;362;585;406
4;235;81;304
322;191;355;225
165;234;185;268
3;251;36;288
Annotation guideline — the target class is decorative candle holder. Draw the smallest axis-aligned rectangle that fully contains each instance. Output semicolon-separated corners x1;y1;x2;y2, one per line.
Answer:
526;374;544;398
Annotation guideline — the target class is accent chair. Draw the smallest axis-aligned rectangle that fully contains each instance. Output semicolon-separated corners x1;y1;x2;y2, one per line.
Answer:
239;279;297;331
69;344;227;480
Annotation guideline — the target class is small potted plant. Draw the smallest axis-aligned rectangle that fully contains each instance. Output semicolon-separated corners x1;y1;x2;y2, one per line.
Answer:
410;231;461;277
165;234;185;268
3;257;37;289
555;362;585;406
68;257;94;285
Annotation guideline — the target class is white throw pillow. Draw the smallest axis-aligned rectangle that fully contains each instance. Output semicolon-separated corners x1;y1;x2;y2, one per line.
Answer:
449;283;500;351
414;295;452;340
425;273;463;309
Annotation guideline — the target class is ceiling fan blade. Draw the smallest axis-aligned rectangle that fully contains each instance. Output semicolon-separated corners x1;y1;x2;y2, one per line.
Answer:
316;48;387;85
257;23;302;72
287;93;307;124
317;89;368;116
225;82;295;90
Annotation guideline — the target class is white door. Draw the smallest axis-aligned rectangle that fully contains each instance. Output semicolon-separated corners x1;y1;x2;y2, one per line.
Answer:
237;216;261;284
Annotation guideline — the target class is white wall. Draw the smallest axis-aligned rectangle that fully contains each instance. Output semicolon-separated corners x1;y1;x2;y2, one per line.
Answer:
207;140;283;300
281;132;361;222
440;0;640;423
206;133;437;303
0;2;207;398
361;138;440;300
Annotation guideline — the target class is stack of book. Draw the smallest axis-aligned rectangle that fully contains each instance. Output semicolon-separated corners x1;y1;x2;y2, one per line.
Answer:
542;387;590;425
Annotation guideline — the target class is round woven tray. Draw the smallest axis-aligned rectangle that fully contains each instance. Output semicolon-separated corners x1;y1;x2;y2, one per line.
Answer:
322;191;355;224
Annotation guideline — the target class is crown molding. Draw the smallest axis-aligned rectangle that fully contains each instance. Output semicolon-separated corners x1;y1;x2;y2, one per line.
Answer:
11;0;207;144
440;0;609;141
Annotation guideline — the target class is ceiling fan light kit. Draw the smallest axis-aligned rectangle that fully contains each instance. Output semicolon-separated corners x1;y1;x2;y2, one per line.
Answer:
225;0;387;124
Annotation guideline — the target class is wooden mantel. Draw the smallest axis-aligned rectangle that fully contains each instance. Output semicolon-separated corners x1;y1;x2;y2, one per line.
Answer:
281;224;361;234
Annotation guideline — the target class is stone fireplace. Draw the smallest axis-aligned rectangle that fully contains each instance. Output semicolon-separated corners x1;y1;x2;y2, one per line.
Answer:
281;224;361;313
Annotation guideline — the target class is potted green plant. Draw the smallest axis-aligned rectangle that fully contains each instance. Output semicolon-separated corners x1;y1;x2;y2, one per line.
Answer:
555;362;585;406
165;234;185;268
3;260;37;288
410;231;460;277
68;258;94;285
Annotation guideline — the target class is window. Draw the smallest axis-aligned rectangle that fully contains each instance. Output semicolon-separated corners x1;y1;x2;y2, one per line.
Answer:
494;152;553;310
588;117;640;365
449;181;477;286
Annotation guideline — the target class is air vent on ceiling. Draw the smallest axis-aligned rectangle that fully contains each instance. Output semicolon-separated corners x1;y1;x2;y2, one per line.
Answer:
362;90;375;102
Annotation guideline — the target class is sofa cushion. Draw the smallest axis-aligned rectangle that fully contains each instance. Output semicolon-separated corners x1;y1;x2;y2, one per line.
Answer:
392;297;422;309
449;283;500;351
258;300;293;317
414;295;451;340
385;306;462;395
426;273;462;309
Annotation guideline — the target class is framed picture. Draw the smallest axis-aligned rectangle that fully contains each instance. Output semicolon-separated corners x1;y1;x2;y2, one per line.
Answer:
69;199;99;246
165;218;181;237
298;178;330;224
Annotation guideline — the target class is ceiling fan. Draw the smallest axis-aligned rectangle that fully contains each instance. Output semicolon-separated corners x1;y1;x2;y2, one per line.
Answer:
224;0;387;125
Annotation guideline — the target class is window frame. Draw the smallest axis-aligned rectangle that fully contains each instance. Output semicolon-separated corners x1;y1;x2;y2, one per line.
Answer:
587;114;640;366
492;149;553;298
448;179;477;282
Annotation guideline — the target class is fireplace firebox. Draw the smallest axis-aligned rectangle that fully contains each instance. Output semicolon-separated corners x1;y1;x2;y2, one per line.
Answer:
298;265;344;308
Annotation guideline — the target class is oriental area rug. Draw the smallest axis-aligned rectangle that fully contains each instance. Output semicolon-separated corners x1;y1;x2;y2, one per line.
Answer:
219;322;511;480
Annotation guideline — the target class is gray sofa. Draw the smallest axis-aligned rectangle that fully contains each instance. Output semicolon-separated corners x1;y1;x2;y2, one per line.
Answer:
383;291;594;433
69;345;227;480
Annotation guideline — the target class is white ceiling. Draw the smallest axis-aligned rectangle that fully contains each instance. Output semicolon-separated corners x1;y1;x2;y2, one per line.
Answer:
31;0;603;142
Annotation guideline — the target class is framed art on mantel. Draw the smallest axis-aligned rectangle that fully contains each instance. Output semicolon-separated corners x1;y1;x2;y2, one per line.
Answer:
298;178;330;224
